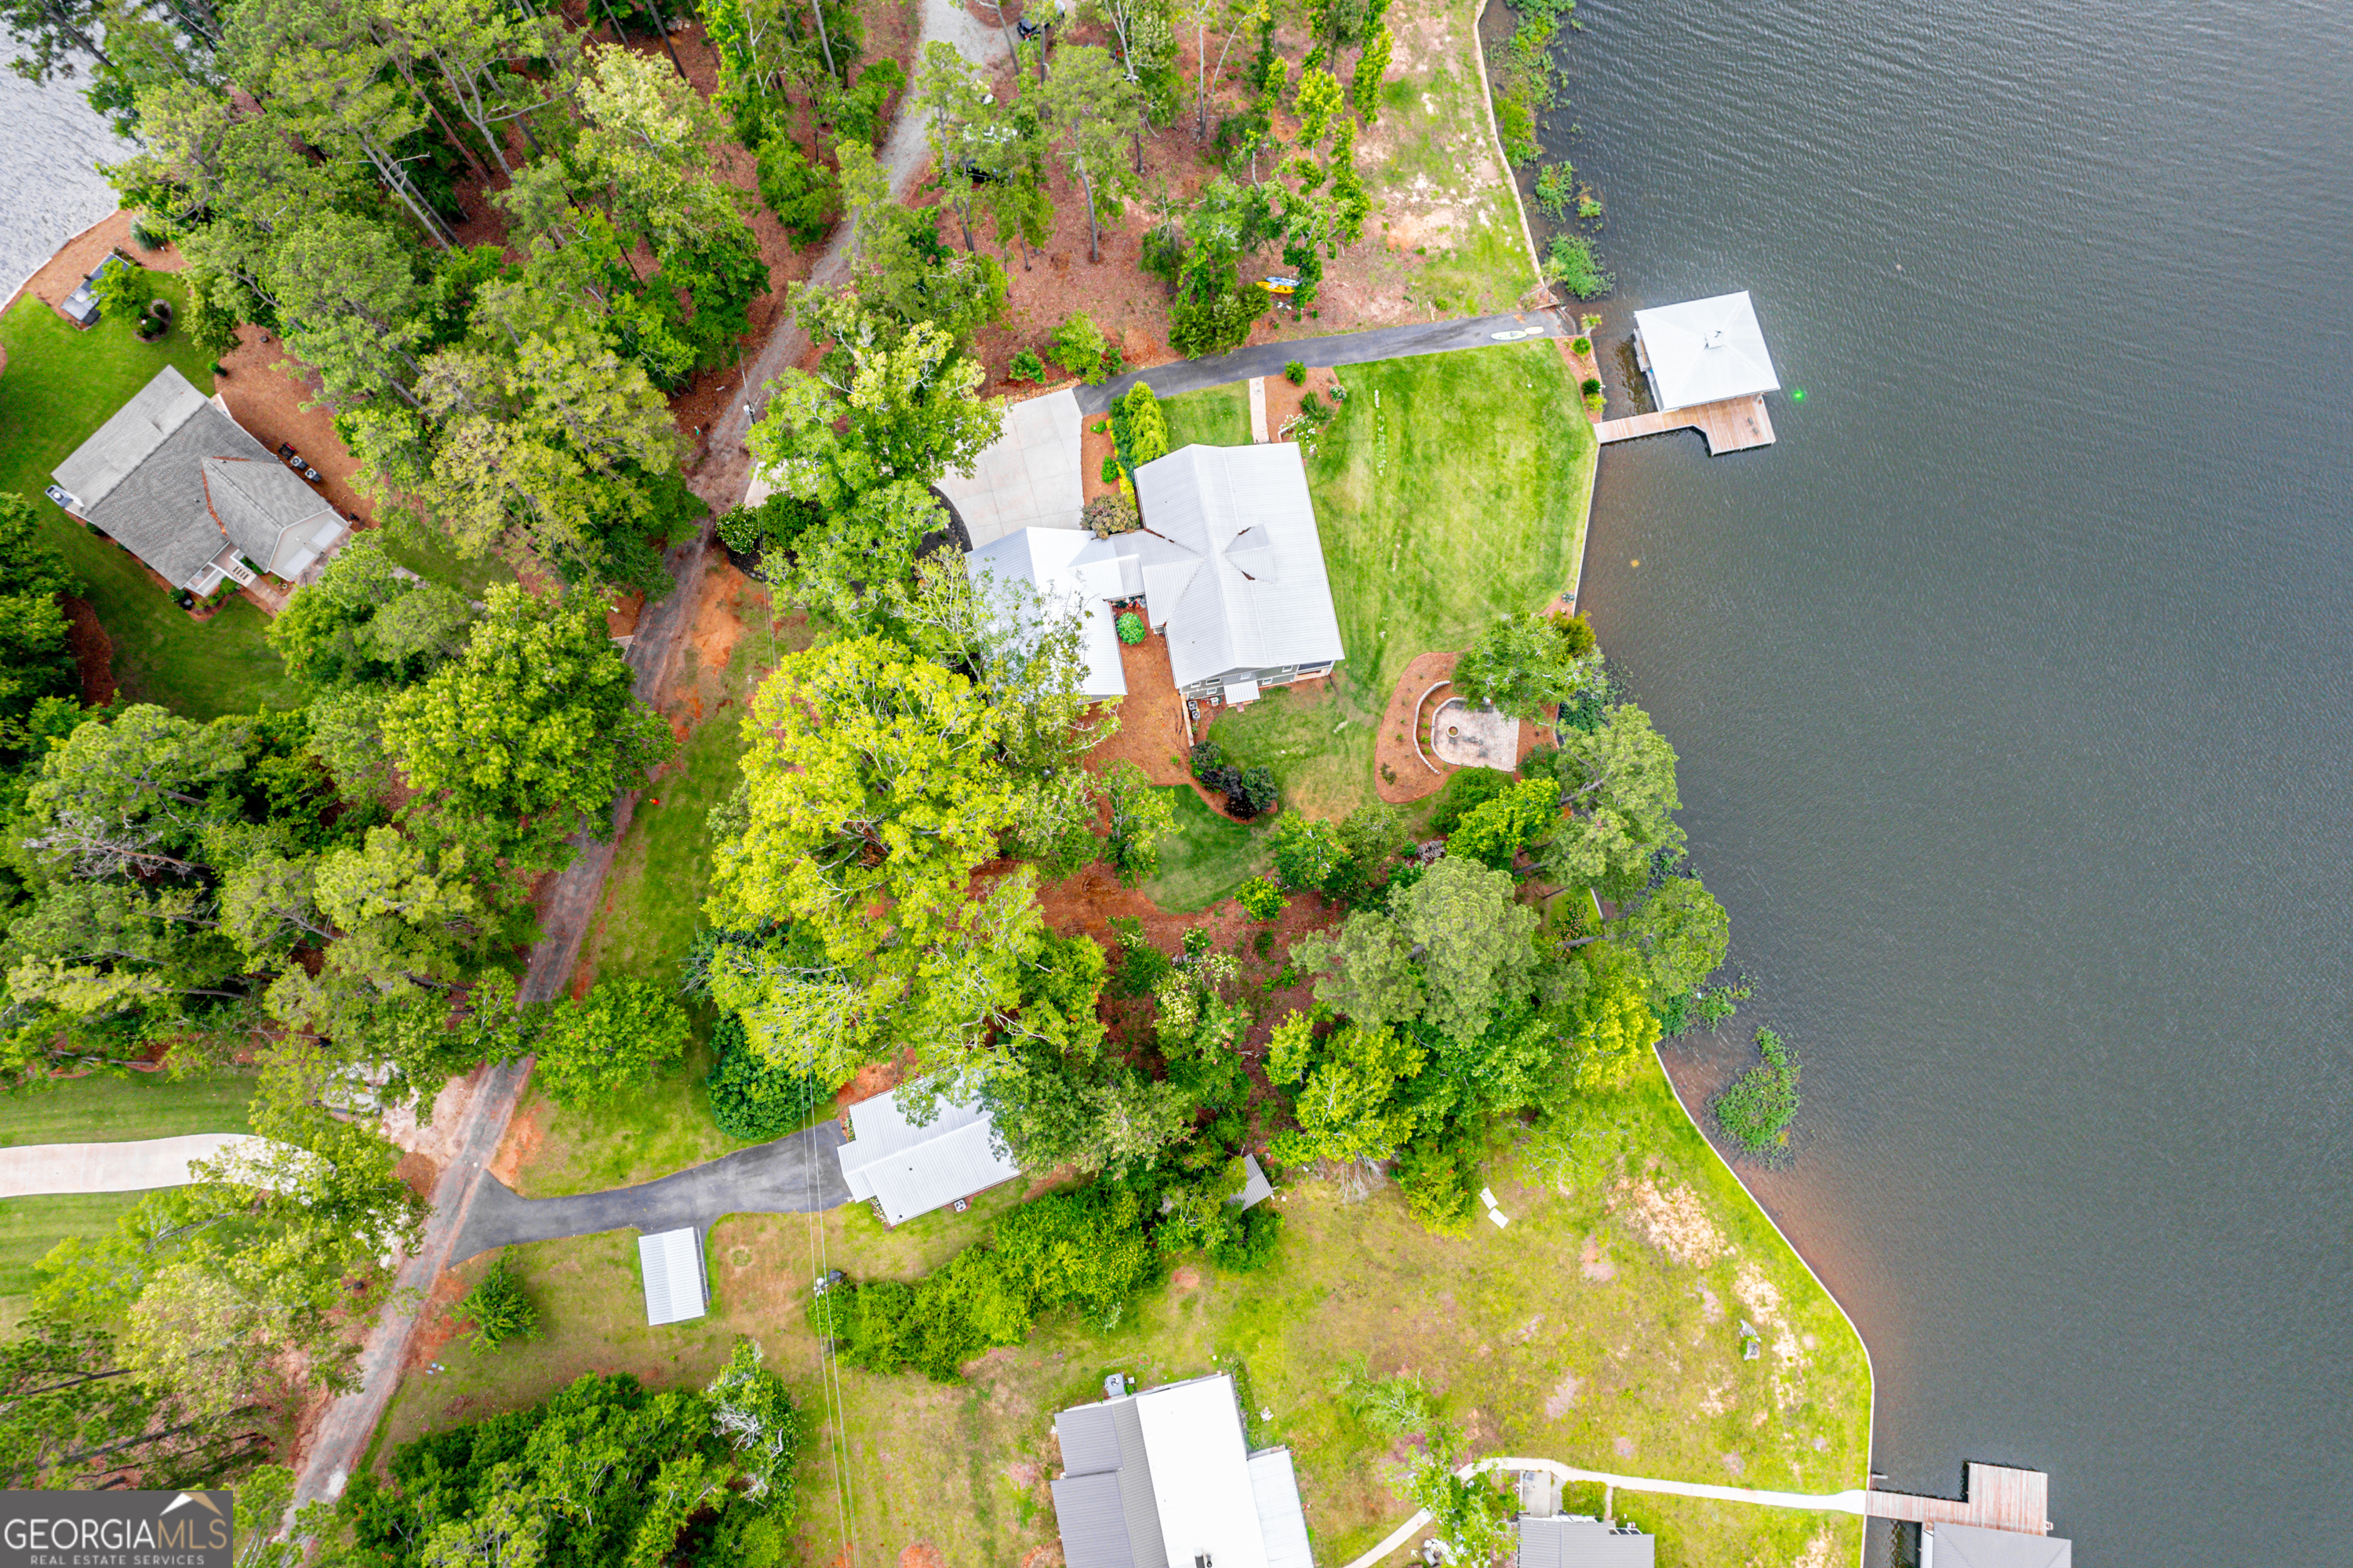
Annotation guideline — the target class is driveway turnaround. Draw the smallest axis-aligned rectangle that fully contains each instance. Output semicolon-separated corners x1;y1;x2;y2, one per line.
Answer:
1077;311;1566;414
450;1121;852;1264
0;1133;275;1198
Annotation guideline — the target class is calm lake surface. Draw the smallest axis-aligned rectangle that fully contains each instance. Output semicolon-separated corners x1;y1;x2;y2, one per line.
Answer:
0;71;127;304
1543;0;2353;1561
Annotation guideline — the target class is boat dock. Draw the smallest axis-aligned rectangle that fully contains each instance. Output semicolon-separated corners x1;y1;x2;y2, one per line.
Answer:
1594;393;1776;454
1862;1463;2054;1535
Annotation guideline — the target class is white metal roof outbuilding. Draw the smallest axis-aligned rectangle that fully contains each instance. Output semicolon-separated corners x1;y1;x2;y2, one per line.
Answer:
638;1228;707;1325
1631;291;1780;411
837;1080;1023;1226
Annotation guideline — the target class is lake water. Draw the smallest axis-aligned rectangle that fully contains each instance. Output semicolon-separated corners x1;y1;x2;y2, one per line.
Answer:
0;68;129;303
1542;0;2353;1561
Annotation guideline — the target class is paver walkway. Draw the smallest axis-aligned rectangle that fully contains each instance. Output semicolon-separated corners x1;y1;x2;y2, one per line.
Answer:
1075;313;1566;414
0;1133;281;1198
451;1122;851;1264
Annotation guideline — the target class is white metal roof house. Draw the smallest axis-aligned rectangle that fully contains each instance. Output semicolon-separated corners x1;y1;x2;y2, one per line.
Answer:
49;366;348;593
1051;1373;1312;1568
1516;1515;1655;1568
1629;291;1780;412
836;1079;1023;1226
967;526;1130;699
1128;443;1345;702
638;1227;707;1326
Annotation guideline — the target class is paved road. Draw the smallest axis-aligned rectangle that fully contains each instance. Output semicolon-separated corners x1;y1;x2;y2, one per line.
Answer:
452;1122;851;1263
0;1133;282;1198
1075;311;1569;415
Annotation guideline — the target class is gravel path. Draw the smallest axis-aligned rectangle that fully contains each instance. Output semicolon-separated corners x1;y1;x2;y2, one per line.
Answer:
450;1122;850;1263
1075;311;1568;414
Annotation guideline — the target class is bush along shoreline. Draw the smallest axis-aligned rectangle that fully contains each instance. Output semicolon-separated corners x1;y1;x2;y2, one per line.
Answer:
1486;0;1615;299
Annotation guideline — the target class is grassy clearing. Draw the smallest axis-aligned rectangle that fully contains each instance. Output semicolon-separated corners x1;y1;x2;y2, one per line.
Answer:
517;574;816;1198
374;511;515;601
1213;343;1595;817
0;1072;253;1147
1162;382;1252;449
375;1050;1867;1568
0;1192;155;1315
1140;785;1273;913
0;287;302;718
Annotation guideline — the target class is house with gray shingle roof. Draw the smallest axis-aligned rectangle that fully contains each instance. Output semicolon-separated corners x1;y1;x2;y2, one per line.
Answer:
49;366;348;595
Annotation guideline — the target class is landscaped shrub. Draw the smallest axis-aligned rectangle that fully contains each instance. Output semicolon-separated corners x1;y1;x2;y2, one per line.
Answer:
1569;335;1591;355
1100;453;1122;484
1580;377;1602;397
1009;347;1046;382
1235;876;1288;920
128;213;173;251
1284;359;1307;384
1189;740;1226;777
456;1250;537;1350
1713;1026;1801;1152
1229;765;1279;819
1084;493;1140;535
1108;915;1173;999
1115;611;1147;645
1050;311;1111;383
1111;381;1168;477
707;1013;833;1141
1426;766;1518;836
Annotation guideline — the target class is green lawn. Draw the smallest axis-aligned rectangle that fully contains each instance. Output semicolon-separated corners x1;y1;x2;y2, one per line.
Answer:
1162;381;1252;449
0;1192;157;1315
1140;785;1273;913
0;1072;253;1147
375;510;515;601
1214;342;1596;817
0;285;303;718
369;1050;1870;1568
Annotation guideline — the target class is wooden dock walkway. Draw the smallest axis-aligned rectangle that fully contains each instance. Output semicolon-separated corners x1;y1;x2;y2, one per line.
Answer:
1863;1463;2053;1535
1593;393;1775;454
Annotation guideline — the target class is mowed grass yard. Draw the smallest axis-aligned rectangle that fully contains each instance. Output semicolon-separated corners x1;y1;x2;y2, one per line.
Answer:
1141;785;1273;912
1162;342;1597;818
0;1073;254;1325
374;1054;1867;1568
511;573;817;1199
0;286;301;718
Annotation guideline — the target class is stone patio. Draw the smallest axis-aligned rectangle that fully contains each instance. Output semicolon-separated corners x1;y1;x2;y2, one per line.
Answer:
1429;697;1521;769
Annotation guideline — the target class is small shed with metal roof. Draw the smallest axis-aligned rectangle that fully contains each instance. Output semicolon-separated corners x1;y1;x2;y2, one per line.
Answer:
637;1227;707;1326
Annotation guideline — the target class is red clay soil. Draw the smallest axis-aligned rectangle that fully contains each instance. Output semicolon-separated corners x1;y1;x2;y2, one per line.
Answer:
1083;633;1194;786
1376;650;1460;804
486;1096;550;1187
61;595;117;706
1556;330;1604;416
1259;363;1344;438
5;209;179;318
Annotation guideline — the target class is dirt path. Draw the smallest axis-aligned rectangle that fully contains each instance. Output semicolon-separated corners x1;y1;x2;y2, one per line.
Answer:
688;0;1005;515
285;12;1006;1517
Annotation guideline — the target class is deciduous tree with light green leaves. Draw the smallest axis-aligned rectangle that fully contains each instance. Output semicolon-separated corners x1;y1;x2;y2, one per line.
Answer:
1543;700;1688;897
380;584;675;859
1297;856;1540;1046
533;977;693;1105
1265;1011;1426;1166
1615;873;1729;1004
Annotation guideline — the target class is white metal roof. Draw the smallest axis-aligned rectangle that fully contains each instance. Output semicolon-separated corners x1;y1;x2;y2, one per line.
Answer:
967;526;1129;698
638;1228;706;1325
1134;1374;1271;1568
1129;444;1346;690
837;1079;1023;1225
1631;291;1780;410
1246;1449;1313;1568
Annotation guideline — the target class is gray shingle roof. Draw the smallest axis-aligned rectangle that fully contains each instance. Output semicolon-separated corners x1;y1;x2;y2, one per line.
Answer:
1129;444;1345;690
52;366;336;588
